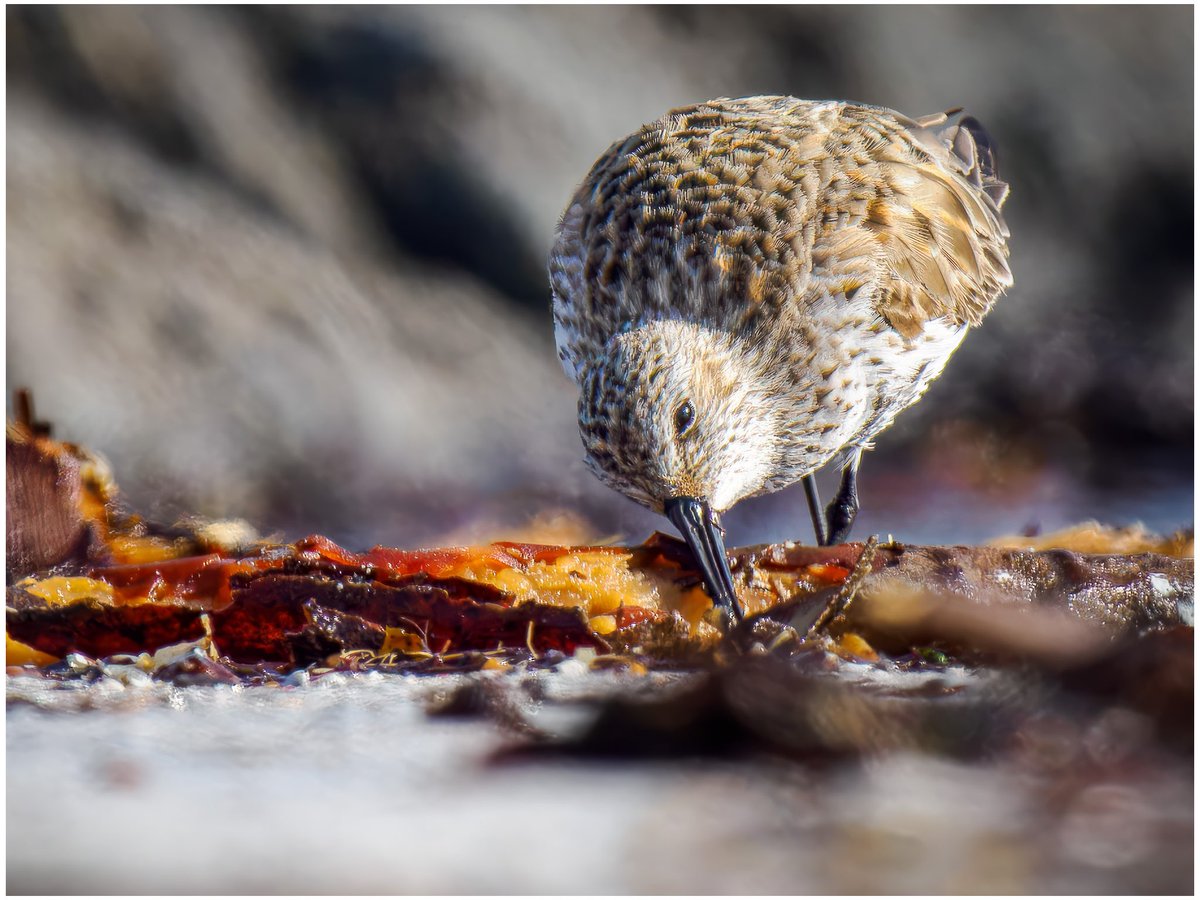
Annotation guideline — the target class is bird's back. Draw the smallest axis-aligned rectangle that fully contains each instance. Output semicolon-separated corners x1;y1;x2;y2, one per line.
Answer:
551;96;1011;379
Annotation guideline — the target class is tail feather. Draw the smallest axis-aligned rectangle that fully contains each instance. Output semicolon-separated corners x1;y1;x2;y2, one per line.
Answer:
941;112;1011;213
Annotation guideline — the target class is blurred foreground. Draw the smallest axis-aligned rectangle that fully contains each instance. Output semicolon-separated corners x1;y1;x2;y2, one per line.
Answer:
6;412;1194;895
7;659;1192;895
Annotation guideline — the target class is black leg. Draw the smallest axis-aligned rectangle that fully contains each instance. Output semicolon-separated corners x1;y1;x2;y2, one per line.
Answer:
802;473;829;547
825;450;862;546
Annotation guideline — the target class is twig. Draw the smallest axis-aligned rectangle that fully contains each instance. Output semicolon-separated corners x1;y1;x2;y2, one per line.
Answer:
806;535;880;638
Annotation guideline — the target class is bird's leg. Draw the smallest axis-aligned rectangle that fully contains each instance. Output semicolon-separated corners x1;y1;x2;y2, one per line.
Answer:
824;449;862;546
802;473;829;547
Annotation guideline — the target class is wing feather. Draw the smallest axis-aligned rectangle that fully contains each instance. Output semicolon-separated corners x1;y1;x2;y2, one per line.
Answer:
812;108;1013;339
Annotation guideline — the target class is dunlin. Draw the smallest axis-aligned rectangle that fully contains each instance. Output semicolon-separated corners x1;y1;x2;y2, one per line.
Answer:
550;97;1012;617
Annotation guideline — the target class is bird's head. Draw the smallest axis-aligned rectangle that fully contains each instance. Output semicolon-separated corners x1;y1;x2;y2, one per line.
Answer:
578;320;779;617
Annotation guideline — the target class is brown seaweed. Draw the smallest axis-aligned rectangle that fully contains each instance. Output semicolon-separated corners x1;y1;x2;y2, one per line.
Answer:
5;415;1194;681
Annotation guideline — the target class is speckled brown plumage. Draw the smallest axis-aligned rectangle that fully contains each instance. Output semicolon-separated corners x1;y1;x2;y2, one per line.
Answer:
549;96;1012;552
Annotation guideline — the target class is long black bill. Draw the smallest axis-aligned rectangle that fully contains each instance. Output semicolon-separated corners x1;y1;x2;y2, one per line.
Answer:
664;496;742;620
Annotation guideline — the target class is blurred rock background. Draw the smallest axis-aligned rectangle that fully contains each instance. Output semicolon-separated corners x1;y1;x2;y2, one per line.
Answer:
6;6;1193;548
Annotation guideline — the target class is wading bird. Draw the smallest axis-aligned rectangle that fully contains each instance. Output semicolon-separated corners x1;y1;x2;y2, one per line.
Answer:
550;97;1012;618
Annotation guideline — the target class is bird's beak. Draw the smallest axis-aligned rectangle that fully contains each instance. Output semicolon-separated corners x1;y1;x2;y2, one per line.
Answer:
664;496;742;620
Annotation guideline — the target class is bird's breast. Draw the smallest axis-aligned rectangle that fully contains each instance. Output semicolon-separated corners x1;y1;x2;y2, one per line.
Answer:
760;297;968;487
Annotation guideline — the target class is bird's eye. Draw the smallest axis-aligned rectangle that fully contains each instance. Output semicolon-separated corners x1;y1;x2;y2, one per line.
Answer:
674;400;696;436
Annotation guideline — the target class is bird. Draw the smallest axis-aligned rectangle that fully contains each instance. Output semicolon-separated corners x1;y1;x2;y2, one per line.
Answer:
549;96;1012;619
